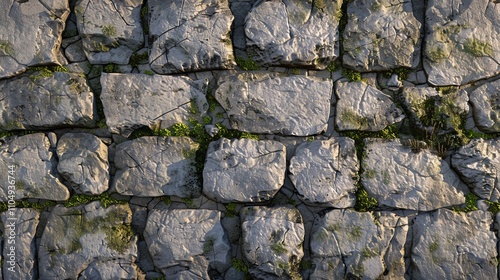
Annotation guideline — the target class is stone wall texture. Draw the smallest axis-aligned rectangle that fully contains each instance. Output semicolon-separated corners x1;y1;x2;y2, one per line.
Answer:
0;0;499;279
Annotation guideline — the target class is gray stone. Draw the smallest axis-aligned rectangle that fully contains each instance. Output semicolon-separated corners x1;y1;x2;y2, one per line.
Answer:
452;138;500;202
361;139;467;211
0;0;70;78
343;0;422;71
100;73;208;137
144;209;231;279
39;202;138;279
245;0;343;69
203;138;286;203
0;133;70;201
0;71;96;130
310;209;409;280
205;124;219;137
215;72;332;136
240;206;304;279
57;133;109;195
113;136;200;198
289;138;358;208
335;80;404;131
77;261;141;280
2;208;39;280
469;79;500;133
424;0;500;85
411;209;497;279
64;39;87;62
74;0;143;64
149;0;236;74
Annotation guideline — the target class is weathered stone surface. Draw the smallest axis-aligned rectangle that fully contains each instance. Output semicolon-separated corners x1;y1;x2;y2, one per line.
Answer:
100;73;208;137
203;138;286;203
2;208;39;280
361;139;467;211
0;71;96;130
452;138;500;202
245;0;343;69
289;138;358;207
469;79;500;133
343;0;421;71
335;80;404;131
0;0;69;78
149;0;235;74
57;133;109;195
412;209;497;279
240;206;304;279
77;261;141;280
39;202;138;279
144;209;231;279
310;209;409;280
113;136;200;198
215;72;332;136
74;0;143;64
424;0;500;85
0;133;70;201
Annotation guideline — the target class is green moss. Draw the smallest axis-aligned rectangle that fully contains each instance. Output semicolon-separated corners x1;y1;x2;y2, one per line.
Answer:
463;38;493;57
342;68;362;82
299;259;313;270
429;240;439;253
486;201;500;215
129;51;149;67
0;40;14;55
384;68;410;80
162;196;172;206
232;258;249;273
355;185;378;212
182;198;196;208
314;0;326;9
326;60;341;72
427;47;448;61
15;200;56;211
364;169;376;179
140;5;149;35
225;202;238;218
436;86;458;95
271;242;288;255
341;110;368;129
65;192;126;208
103;64;120;73
93;42;110;52
102;25;117;37
202;236;216;255
235;57;260;71
349;226;362;240
452;193;479;212
292;68;300;75
463;130;500;140
143;70;154;75
362;247;379;258
104;224;134;254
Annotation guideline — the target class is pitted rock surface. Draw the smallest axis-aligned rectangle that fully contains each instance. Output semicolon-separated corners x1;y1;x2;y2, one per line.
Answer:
245;0;343;69
100;73;208;137
148;0;236;74
289;137;358;208
215;72;332;136
361;139;467;211
335;80;404;131
113;136;200;198
203;138;286;203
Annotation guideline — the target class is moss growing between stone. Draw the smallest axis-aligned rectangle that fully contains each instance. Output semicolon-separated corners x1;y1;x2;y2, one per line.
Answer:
129;51;149;67
463;38;493;57
65;192;126;208
452;193;479;212
104;224;134;254
103;64;120;73
342;68;362;82
314;0;326;10
270;242;288;255
102;25;117;37
202;236;216;255
27;65;68;82
235;57;260;71
384;68;410;80
225;202;238;217
140;4;149;35
355;185;378;212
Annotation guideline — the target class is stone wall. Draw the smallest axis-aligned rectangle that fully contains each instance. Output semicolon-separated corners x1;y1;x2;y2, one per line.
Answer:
0;0;499;279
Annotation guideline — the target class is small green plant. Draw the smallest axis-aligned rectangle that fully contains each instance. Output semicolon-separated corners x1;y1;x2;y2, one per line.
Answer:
292;68;300;75
232;258;249;273
143;70;154;75
384;68;410;80
103;64;120;73
463;38;493;57
65;192;126;208
15;200;56;211
486;200;500;214
102;25;117;37
225;202;238;218
342;68;362;82
140;5;149;35
235;57;260;71
202;236;216;255
355;185;378;212
326;60;341;72
93;42;110;52
271;242;288;255
182;198;196;208
104;224;134;254
27;65;68;82
452;193;479;212
349;226;362;240
314;0;326;9
162;196;172;206
436;86;458;95
129;51;149;67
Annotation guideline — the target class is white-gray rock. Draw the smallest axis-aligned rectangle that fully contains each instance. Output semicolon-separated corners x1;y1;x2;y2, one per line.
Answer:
144;209;231;279
423;0;500;85
310;209;409;280
240;206;304;279
452;138;500;202
0;71;96;130
0;0;70;78
0;133;70;201
203;138;286;203
2;208;39;280
215;72;332;136
149;0;236;74
288;138;358;208
57;133;109;195
39;202;138;279
113;136;200;198
469;79;500;133
361;139;467;211
343;0;422;71
411;209;497;280
74;0;143;64
77;261;141;280
335;80;404;131
245;0;343;69
100;73;208;137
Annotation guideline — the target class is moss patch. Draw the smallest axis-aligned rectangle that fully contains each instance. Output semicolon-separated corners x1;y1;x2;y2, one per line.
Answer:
463;38;493;57
235;57;260;71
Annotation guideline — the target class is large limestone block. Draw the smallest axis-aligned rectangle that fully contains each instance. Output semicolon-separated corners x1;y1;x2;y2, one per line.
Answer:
343;0;422;71
0;133;69;201
74;0;143;64
203;138;286;203
100;73;208;137
469;79;500;133
245;0;343;69
411;209;497;280
424;0;500;85
361;139;467;211
0;71;96;130
215;72;332;136
289;137;358;208
113;136;200;198
149;0;236;74
0;0;70;78
144;209;231;279
39;202;138;279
